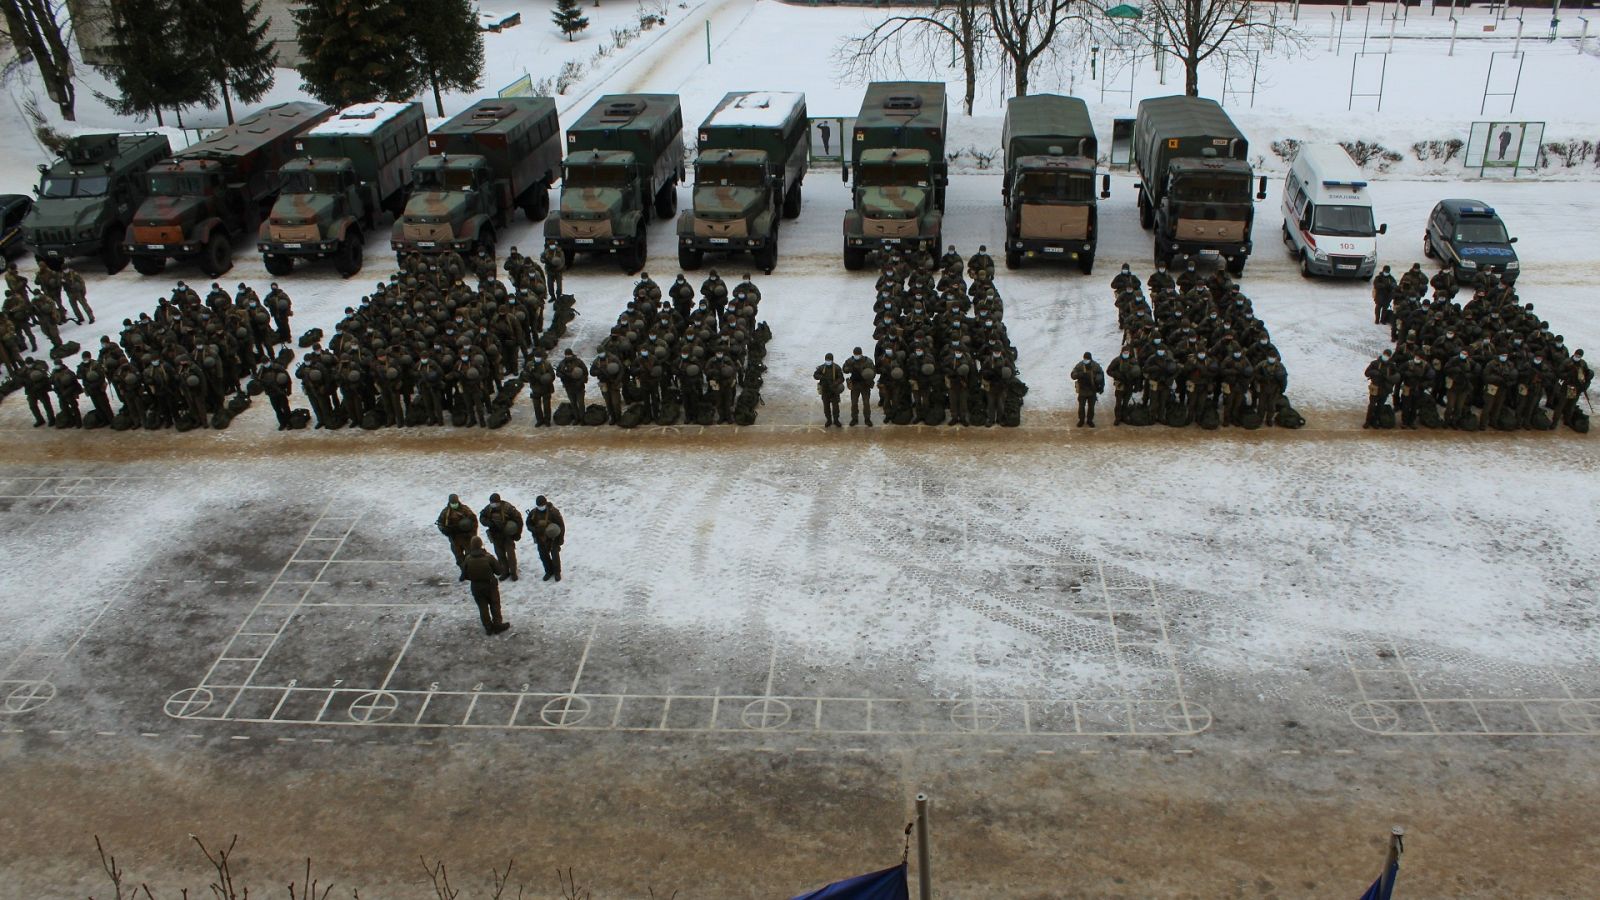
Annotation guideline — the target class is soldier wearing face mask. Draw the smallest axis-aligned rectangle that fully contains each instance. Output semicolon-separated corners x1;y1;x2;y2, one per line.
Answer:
1108;350;1141;424
843;346;875;427
436;493;479;576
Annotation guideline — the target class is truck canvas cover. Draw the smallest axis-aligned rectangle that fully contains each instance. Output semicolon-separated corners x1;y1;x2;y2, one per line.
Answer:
1003;94;1097;163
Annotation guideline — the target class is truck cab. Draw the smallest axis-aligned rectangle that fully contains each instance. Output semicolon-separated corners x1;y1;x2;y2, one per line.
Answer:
1154;156;1260;272
843;148;942;269
1281;143;1386;279
547;149;649;272
392;155;502;259
1425;199;1518;285
125;159;251;276
1005;152;1105;272
23;132;171;273
678;148;779;272
261;159;369;276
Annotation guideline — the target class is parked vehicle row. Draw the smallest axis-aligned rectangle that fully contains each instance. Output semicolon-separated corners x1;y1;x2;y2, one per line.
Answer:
7;87;1522;284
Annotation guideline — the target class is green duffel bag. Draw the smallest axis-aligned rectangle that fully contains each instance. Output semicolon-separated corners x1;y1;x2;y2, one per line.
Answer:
553;402;575;426
1375;403;1396;430
617;404;645;429
1165;406;1192;428
583;404;608;426
1122;405;1153;427
1567;409;1590;434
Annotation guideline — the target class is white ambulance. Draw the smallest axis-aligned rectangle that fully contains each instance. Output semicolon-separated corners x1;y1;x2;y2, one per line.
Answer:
1280;142;1387;279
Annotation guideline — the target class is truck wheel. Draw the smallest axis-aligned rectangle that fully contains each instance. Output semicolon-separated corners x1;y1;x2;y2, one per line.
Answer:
201;234;233;277
263;254;294;277
1153;245;1168;269
654;184;677;220
131;255;166;276
1138;193;1153;230
523;189;550;222
755;235;777;275
678;246;703;270
476;225;496;260
934;186;946;212
781;182;802;219
843;241;866;271
1005;248;1021;270
1422;232;1436;259
620;225;647;274
100;230;128;274
1227;255;1248;276
1299;252;1313;279
333;233;364;278
1078;253;1094;276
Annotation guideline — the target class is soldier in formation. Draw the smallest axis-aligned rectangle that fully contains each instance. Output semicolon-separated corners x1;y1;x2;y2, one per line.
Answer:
1108;259;1301;429
814;352;844;427
1364;267;1592;431
575;271;771;427
1071;352;1104;427
865;246;1026;427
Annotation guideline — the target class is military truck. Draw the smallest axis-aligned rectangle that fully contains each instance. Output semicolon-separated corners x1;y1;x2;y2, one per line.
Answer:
842;82;948;271
676;91;808;273
1001;94;1110;274
546;94;685;273
259;102;428;277
22;132;170;273
125;102;332;276
391;97;562;260
1133;95;1267;275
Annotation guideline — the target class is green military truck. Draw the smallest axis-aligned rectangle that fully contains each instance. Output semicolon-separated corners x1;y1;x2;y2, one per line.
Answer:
842;82;948;271
1001;94;1109;274
1134;95;1267;275
391;97;562;260
546;94;685;273
676;91;807;274
259;102;428;277
22;132;171;273
125;101;332;276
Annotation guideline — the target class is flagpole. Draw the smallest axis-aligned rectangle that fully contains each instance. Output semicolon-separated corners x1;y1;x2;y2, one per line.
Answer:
915;793;933;900
1382;826;1405;898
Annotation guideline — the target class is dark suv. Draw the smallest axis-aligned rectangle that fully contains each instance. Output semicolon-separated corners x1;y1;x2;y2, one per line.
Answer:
1424;198;1519;285
0;194;33;258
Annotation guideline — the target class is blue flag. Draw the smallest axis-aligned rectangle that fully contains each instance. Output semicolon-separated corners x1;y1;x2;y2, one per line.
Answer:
789;863;909;900
1359;859;1399;900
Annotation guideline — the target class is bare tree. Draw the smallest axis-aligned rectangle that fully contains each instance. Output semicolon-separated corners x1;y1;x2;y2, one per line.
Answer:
986;0;1079;98
835;0;989;116
0;0;76;119
1090;0;1300;97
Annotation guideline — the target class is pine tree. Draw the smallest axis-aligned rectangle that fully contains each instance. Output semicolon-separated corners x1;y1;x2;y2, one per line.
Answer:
407;0;485;116
91;0;213;126
552;0;589;41
174;0;278;124
293;0;425;107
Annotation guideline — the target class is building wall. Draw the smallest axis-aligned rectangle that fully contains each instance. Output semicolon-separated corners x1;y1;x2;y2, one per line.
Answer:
72;0;305;67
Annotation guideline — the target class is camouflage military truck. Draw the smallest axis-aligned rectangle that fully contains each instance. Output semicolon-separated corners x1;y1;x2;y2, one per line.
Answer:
125;102;332;276
1134;95;1267;275
676;91;807;274
546;94;685;273
1001;95;1110;274
22;132;170;273
259;102;428;277
842;82;948;271
391;97;562;260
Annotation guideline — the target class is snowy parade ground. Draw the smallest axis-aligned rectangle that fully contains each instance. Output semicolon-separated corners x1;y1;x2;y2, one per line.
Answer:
3;1;1600;896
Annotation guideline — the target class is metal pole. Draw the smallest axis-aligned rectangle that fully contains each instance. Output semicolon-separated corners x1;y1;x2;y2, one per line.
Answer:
1551;0;1561;41
1346;0;1353;22
1251;51;1260;107
915;794;932;900
1515;15;1524;55
1293;0;1300;23
1581;17;1591;52
705;21;712;65
1329;13;1338;52
1450;16;1459;55
1339;12;1348;55
1389;10;1398;52
1363;6;1372;52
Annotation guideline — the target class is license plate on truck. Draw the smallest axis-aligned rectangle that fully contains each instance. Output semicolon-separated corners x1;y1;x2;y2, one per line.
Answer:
575;238;594;244
881;238;899;244
283;243;302;249
709;238;729;244
1043;247;1064;254
146;244;162;250
417;241;436;248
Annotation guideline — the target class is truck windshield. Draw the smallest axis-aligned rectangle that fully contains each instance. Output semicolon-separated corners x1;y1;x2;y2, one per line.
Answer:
148;174;208;196
40;175;110;198
1170;174;1250;204
565;165;632;188
1016;172;1094;203
696;164;765;187
857;163;928;187
281;171;344;194
414;169;477;191
1456;219;1509;244
1311;204;1376;237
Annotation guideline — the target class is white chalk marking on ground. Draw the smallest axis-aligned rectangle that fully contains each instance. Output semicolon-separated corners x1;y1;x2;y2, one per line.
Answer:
382;613;427;690
140;732;159;738
48;729;69;734
95;731;116;736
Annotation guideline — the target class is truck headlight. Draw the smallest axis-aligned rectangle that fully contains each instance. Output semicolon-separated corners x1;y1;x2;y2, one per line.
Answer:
1506;260;1519;270
1459;259;1478;269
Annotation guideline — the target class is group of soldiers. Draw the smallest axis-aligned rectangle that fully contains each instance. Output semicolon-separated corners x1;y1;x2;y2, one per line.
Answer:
1106;260;1301;429
436;492;567;635
6;269;295;430
1365;264;1592;431
286;246;573;431
818;244;1026;428
2;261;95;361
564;269;772;427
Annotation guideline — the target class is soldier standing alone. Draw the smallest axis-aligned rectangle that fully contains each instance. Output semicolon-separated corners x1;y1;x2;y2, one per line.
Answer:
527;495;566;582
461;537;510;635
436;494;479;577
814;352;844;427
1071;352;1104;427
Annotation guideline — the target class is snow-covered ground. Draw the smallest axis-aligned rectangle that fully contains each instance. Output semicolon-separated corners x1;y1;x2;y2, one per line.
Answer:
3;3;1600;894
